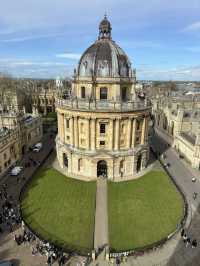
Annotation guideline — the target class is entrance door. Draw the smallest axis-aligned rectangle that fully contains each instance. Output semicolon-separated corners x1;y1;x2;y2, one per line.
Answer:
97;160;107;178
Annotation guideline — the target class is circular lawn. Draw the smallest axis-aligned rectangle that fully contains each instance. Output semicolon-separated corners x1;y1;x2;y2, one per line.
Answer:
108;170;184;252
20;168;96;254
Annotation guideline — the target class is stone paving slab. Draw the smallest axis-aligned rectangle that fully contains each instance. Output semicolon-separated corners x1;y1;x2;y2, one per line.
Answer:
94;179;108;250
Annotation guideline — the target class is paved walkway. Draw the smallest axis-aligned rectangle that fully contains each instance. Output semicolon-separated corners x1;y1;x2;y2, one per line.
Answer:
94;178;109;250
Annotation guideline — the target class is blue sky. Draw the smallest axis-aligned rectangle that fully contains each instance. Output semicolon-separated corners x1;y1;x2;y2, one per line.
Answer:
0;0;200;80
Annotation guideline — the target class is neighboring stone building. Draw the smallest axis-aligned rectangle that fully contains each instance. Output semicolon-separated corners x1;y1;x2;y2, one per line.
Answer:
56;16;151;181
0;127;21;177
0;112;43;157
31;79;71;116
152;94;200;169
31;80;56;115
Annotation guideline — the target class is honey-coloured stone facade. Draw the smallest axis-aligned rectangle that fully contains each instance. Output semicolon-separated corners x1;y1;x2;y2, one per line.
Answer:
56;16;151;181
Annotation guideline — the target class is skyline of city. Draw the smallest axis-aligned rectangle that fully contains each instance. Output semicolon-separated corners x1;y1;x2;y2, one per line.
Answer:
0;0;200;80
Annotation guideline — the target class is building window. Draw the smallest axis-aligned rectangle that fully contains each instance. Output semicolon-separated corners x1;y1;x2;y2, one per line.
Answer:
66;119;69;129
100;141;105;146
3;153;7;160
100;123;106;134
136;120;140;130
100;87;107;100
63;153;68;167
136;136;140;144
67;136;70;140
78;158;83;171
81;87;86;98
121;87;127;101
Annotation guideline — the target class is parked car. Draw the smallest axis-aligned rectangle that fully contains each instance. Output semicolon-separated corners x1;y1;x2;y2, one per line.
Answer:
192;177;197;182
0;261;13;266
33;142;42;152
10;166;23;176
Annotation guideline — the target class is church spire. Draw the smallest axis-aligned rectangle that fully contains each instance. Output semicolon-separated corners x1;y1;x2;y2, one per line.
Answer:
98;15;112;40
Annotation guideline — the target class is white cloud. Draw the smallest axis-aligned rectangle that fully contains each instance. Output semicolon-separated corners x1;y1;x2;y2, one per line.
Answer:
1;32;66;42
56;53;81;60
137;65;200;81
182;21;200;32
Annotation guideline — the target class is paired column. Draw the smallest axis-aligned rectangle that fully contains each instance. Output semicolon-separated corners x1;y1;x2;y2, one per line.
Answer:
86;118;90;150
109;119;114;150
91;118;96;151
141;117;146;145
131;119;136;148
127;118;132;148
70;116;74;146
114;118;120;150
60;113;65;142
74;116;79;148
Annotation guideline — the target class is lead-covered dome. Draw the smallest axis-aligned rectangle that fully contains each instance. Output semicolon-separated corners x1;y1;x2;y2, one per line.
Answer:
77;16;132;78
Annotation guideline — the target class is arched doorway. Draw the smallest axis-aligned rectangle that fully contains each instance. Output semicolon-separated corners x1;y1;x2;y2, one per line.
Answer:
136;154;142;172
97;160;107;178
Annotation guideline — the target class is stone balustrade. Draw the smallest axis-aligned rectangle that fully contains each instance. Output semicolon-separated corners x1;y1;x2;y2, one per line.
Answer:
56;97;151;112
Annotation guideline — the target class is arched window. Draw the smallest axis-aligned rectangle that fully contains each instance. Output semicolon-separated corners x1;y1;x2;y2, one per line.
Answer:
100;87;108;100
63;153;68;167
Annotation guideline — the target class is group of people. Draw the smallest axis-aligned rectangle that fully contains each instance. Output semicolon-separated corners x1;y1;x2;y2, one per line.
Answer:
0;183;21;234
181;229;198;248
14;225;68;266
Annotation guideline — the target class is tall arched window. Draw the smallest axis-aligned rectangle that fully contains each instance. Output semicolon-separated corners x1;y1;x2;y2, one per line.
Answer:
100;87;108;100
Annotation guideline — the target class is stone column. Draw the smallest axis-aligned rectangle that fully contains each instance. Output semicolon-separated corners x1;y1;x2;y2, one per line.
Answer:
61;113;65;142
70;116;74;146
131;119;136;148
63;116;67;142
74;116;79;148
109;119;114;150
91;118;96;151
114;118;120;150
141;117;146;145
87;118;90;150
127;118;132;148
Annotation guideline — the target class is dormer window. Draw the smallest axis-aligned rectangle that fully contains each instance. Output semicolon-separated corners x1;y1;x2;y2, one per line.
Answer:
100;87;107;100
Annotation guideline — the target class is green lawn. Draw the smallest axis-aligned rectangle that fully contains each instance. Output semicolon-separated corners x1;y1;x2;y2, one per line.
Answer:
21;168;96;254
108;170;184;252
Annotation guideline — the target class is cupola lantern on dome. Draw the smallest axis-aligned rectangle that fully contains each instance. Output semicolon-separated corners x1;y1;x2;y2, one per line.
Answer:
77;15;133;79
98;14;112;40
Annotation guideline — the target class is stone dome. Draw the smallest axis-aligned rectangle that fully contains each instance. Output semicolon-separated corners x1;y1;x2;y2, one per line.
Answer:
77;16;132;78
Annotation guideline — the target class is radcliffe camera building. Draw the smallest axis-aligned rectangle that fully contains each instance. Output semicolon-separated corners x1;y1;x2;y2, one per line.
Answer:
56;16;151;180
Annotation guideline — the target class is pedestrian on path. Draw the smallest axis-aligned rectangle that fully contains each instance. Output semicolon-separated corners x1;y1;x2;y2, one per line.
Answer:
193;192;198;200
192;239;197;248
186;237;191;247
181;228;185;237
